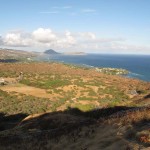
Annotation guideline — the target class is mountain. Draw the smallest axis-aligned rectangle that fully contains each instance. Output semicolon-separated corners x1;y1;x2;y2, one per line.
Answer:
44;49;60;55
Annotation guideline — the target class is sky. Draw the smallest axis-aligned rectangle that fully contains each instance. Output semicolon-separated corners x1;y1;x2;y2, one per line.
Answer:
0;0;150;54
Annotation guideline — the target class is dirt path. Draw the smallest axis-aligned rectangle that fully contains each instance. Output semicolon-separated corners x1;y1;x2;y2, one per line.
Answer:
0;84;58;99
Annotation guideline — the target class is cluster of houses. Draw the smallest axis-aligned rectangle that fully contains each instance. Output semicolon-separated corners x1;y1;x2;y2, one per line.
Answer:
95;67;129;75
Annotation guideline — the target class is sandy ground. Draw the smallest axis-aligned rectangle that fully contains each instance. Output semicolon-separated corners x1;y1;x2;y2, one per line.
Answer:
0;84;56;99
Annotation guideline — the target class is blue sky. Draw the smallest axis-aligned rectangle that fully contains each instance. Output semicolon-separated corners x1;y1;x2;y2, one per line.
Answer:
0;0;150;54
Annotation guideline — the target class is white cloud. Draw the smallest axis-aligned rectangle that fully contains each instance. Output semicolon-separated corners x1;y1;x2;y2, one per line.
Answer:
65;31;76;45
1;28;150;54
79;32;96;40
3;32;31;47
0;36;3;45
31;28;76;49
32;28;56;43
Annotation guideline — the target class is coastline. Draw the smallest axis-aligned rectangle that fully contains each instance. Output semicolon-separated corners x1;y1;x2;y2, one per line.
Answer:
56;62;148;82
36;54;150;82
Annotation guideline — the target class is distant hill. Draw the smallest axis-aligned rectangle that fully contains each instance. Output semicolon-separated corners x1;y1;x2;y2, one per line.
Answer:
0;48;37;60
44;49;60;55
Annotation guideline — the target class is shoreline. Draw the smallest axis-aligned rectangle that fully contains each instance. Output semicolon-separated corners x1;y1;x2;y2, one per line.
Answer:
56;61;149;82
0;59;148;82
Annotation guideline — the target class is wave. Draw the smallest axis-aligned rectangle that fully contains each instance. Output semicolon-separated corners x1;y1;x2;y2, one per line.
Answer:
81;64;95;68
129;72;144;77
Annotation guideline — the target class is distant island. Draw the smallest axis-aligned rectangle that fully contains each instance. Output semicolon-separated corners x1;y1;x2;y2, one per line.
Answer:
44;49;60;55
44;49;86;55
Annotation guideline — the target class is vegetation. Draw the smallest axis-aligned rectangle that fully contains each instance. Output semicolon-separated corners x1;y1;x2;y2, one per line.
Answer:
0;62;148;113
0;62;149;149
96;67;129;75
0;90;52;115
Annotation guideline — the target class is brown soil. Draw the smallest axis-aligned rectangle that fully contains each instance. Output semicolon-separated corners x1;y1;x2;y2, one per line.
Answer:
0;83;59;99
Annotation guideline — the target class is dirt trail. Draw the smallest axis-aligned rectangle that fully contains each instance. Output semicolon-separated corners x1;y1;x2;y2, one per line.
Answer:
0;84;57;99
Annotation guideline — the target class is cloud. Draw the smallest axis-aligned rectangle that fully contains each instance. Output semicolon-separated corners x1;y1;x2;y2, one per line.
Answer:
40;7;98;17
31;28;76;49
79;32;96;40
2;31;31;47
69;12;78;16
52;6;72;9
0;36;3;45
62;6;72;9
1;28;150;54
39;11;59;14
82;9;97;13
39;6;72;14
32;28;56;43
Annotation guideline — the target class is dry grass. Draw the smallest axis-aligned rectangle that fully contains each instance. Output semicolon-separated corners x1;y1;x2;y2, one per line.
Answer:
0;62;149;112
0;62;150;149
105;106;150;125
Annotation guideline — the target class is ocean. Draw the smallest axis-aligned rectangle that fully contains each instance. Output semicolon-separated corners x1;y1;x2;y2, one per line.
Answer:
37;54;150;82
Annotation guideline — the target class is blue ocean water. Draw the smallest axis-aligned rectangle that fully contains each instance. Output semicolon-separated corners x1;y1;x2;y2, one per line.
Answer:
39;54;150;82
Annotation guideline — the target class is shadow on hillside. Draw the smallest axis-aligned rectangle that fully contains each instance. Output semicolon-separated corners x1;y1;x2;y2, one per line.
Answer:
0;105;146;132
0;113;28;131
144;93;150;99
0;106;149;149
18;105;143;133
0;106;135;132
64;106;136;119
125;118;150;147
0;59;18;63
